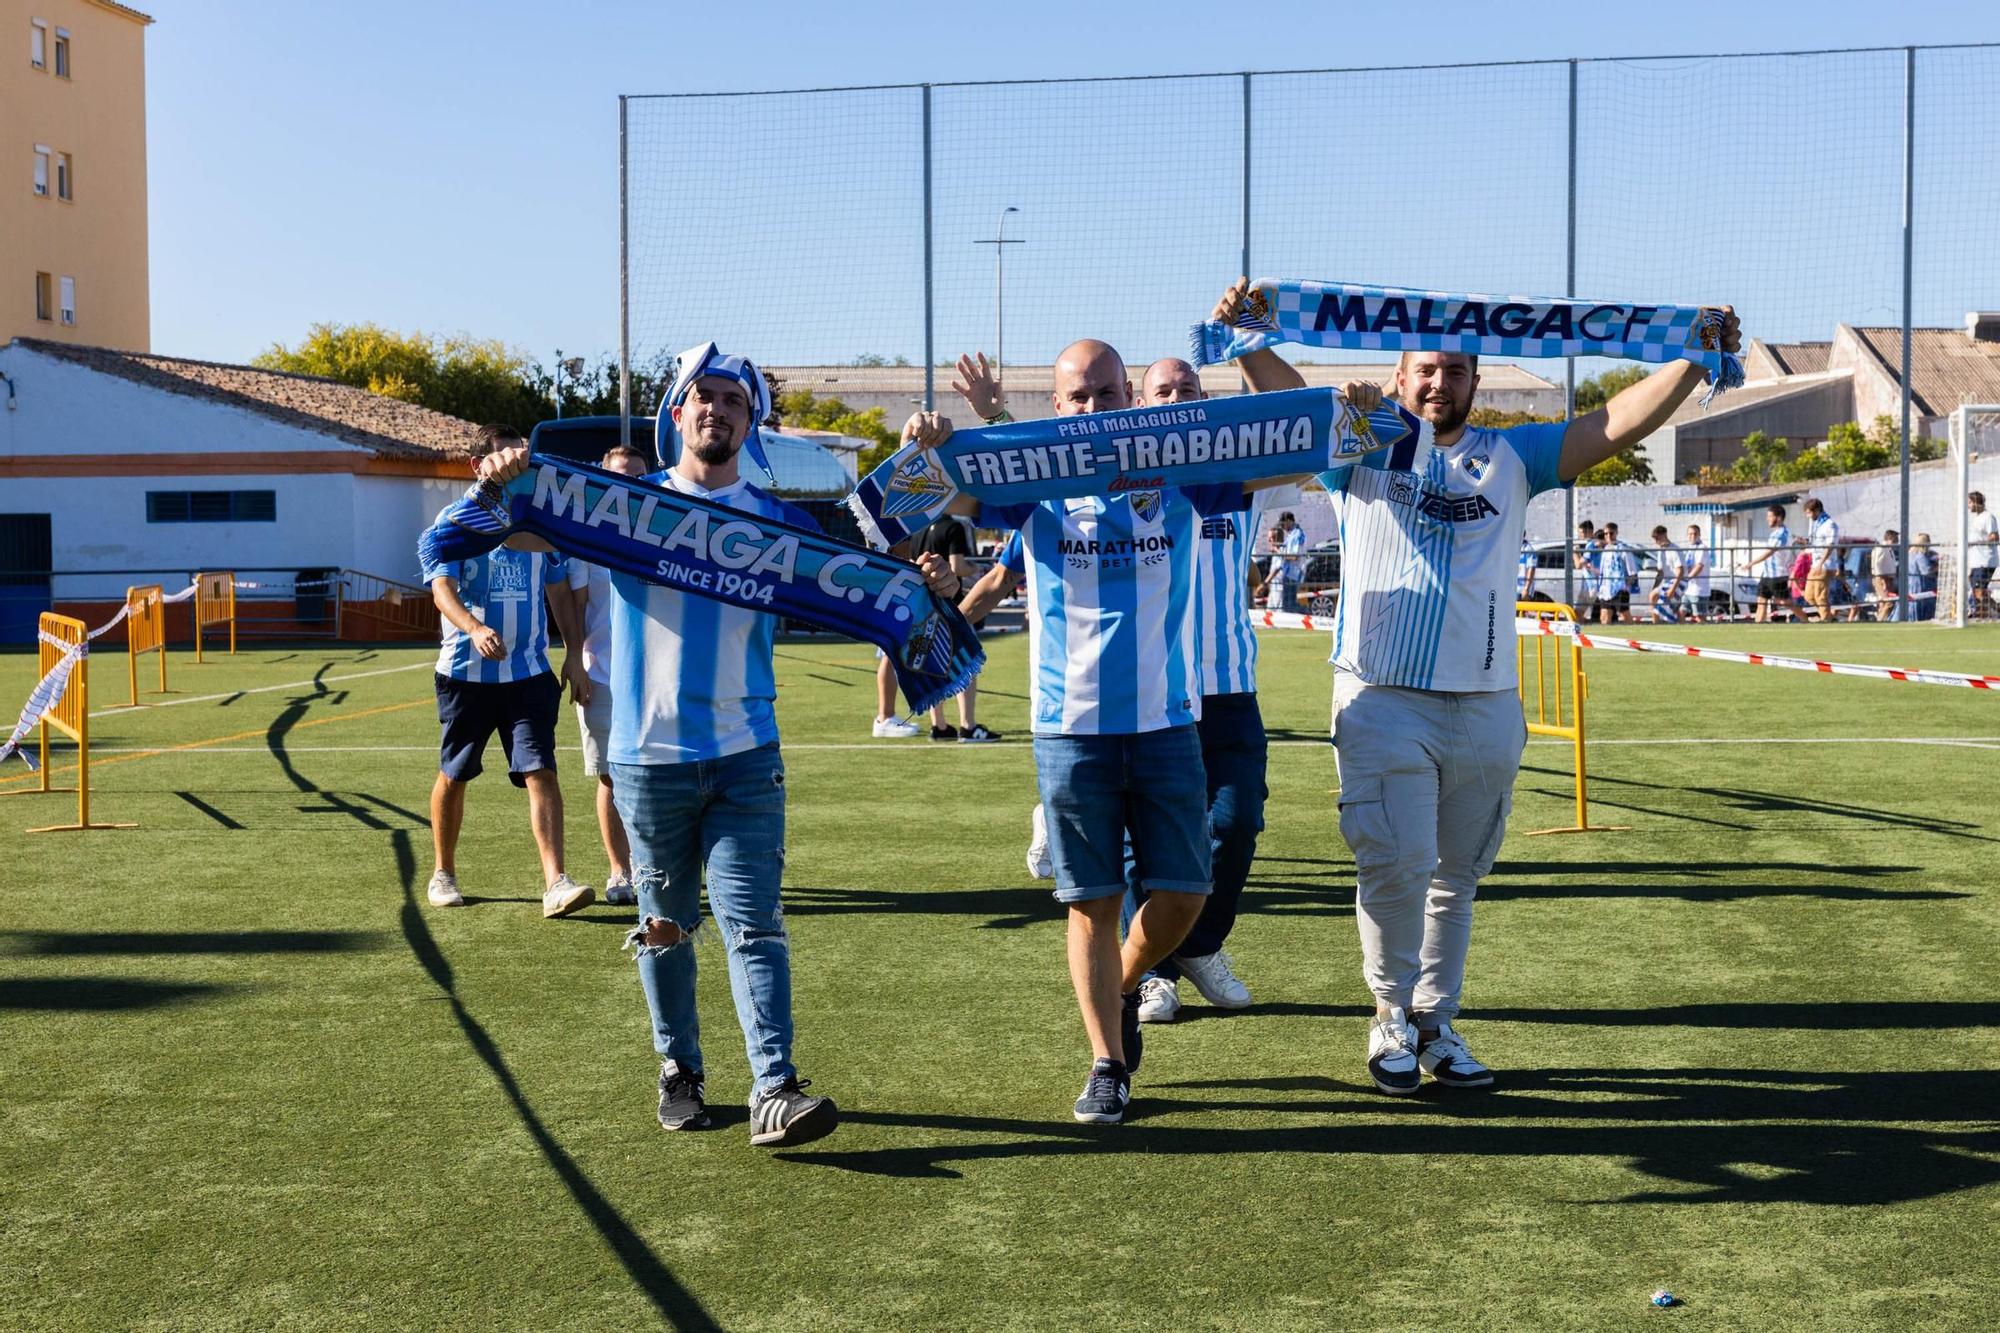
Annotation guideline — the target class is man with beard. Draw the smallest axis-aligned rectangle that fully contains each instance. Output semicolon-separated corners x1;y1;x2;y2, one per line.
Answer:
476;346;961;1146
1210;278;1739;1095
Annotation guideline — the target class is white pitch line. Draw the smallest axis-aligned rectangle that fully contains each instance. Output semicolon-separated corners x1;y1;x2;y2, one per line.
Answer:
77;735;2000;756
87;661;433;718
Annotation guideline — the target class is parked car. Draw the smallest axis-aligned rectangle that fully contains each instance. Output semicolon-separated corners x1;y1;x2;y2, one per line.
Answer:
1522;541;1758;618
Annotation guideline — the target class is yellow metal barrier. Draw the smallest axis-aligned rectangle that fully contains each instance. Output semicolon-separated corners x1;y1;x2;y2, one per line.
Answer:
1;612;136;832
194;571;236;661
1516;600;1626;836
123;584;171;707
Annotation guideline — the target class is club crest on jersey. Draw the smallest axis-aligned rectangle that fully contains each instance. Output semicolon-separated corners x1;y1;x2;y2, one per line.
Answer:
1462;452;1490;482
883;448;953;518
1129;490;1162;524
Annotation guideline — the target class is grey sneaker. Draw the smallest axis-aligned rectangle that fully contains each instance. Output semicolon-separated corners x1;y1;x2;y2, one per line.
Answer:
657;1060;710;1130
603;873;636;907
749;1076;838;1147
426;870;463;908
541;874;595;919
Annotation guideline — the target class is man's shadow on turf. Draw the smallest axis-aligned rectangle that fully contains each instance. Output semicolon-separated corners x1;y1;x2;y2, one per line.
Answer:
774;1066;2000;1206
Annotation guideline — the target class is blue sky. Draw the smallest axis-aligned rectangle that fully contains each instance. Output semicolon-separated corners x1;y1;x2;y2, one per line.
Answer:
147;1;2000;374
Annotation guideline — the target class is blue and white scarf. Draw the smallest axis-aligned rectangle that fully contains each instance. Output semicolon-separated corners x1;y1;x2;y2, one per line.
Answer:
1191;279;1742;400
417;455;984;713
846;385;1423;549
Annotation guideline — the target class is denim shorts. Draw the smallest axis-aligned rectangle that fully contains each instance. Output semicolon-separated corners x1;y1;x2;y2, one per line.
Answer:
1032;724;1213;904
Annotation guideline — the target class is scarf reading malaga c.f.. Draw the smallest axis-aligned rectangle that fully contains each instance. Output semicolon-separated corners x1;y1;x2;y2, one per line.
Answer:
416;455;985;714
846;385;1426;550
1191;279;1742;400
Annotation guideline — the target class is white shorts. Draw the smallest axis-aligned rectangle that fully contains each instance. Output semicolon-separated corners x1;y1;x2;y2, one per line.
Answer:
573;680;614;777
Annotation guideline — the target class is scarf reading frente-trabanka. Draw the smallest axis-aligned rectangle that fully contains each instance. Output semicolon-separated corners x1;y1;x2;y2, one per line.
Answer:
416;454;985;714
846;384;1427;550
1191;279;1743;402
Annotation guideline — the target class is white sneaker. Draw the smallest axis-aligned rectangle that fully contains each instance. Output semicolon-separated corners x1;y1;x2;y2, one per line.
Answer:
542;874;595;919
1026;803;1053;880
1366;1006;1421;1096
426;869;463;908
1174;949;1251;1009
1417;1019;1495;1088
603;873;636;907
1137;976;1180;1024
872;715;921;739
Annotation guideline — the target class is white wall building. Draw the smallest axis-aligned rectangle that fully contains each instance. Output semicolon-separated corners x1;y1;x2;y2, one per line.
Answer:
0;338;477;638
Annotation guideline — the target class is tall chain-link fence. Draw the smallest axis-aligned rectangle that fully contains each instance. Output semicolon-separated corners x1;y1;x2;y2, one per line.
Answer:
621;45;2000;616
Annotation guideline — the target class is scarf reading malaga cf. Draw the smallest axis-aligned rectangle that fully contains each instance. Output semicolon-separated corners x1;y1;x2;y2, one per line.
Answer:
416;455;985;714
1191;279;1743;400
846;385;1426;549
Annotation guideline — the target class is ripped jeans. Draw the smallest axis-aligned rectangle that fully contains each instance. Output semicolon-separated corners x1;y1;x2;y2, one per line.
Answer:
610;742;794;1099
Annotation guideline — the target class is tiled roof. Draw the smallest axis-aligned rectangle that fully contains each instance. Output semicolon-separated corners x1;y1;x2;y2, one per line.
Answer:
1848;327;2000;418
1761;341;1832;375
10;339;483;460
1658;371;1851;429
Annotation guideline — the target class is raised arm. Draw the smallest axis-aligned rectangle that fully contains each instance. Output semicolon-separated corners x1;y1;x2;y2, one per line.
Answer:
1557;307;1740;482
1215;277;1305;394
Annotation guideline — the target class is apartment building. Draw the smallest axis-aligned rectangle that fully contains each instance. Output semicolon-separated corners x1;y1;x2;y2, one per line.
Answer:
1;0;151;351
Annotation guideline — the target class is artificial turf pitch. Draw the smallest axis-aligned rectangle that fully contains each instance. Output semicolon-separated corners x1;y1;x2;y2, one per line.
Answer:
2;625;1996;1330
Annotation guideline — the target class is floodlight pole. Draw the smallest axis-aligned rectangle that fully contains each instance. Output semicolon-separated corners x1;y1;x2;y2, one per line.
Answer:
618;94;632;449
1899;46;1915;622
977;207;1023;397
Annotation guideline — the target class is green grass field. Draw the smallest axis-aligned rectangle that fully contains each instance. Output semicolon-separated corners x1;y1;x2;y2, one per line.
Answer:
3;624;1997;1331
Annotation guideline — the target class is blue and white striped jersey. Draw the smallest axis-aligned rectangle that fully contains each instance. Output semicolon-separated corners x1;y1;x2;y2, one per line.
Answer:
421;535;568;684
980;485;1245;735
607;472;821;766
1319;422;1568;693
1593;544;1634;601
1761;525;1793;577
1192;500;1261;697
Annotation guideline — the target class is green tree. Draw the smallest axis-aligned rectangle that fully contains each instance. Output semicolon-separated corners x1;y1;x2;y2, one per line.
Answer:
776;389;900;474
1729;430;1791;483
255;323;549;433
1573;364;1648;414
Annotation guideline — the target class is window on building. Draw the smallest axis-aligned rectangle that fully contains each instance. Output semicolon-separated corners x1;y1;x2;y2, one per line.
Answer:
30;19;46;70
32;145;49;195
34;271;52;322
51;27;66;77
58;275;75;325
55;152;70;200
146;491;279;524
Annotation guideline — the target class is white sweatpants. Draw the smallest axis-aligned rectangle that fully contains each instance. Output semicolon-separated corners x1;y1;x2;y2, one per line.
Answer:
1331;670;1525;1025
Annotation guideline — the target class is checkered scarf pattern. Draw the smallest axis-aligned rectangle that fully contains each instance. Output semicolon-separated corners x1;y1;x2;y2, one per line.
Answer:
1191;279;1742;400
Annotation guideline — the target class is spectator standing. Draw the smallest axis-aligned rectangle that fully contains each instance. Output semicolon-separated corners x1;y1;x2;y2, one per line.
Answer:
1802;497;1841;623
907;516;1001;742
1517;537;1538;602
1681;525;1711;622
1744;504;1793;623
1910;533;1938;621
1871;530;1901;622
1273;511;1308;613
1969;491;1999;621
1647;525;1684;622
1788;539;1813;620
1591;529;1629;626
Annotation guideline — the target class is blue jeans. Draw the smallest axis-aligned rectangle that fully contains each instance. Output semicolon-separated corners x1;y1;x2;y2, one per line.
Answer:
1122;692;1268;982
610;743;794;1099
1032;725;1213;903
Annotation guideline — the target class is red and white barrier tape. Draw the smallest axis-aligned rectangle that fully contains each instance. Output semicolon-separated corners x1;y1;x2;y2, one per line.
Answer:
1513;616;1997;690
1245;607;1997;689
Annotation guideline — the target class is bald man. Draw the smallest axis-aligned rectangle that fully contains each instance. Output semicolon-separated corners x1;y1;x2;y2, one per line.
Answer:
931;341;1278;1124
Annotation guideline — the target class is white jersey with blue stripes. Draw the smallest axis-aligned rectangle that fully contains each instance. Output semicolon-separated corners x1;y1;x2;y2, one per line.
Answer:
1192;500;1261;697
982;484;1244;735
1320;421;1568;693
421;535;568;684
607;471;821;766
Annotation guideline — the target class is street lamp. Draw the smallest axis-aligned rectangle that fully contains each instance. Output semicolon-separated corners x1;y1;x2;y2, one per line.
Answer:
975;206;1023;403
553;353;586;420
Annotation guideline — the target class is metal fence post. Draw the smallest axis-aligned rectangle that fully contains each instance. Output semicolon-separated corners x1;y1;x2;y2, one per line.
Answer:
1562;58;1578;611
1899;46;1915;621
1240;72;1252;281
923;84;935;412
618;94;632;449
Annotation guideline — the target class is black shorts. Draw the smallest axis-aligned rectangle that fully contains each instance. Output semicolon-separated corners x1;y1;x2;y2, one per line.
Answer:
435;672;561;786
1757;576;1791;601
1972;566;1995;592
